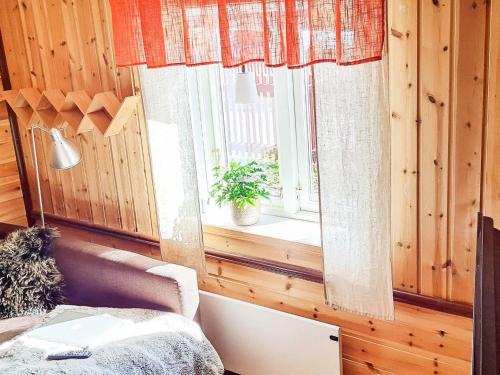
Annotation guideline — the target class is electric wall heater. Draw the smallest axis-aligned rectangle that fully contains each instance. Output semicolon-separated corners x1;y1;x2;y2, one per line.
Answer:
200;291;342;375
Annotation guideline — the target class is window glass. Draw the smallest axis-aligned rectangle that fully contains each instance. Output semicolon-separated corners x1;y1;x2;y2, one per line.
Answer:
189;62;319;221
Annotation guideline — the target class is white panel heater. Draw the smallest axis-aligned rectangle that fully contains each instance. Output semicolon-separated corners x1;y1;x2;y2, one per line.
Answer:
200;291;342;375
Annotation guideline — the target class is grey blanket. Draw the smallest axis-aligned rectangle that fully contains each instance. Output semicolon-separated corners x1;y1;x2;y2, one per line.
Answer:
0;306;224;375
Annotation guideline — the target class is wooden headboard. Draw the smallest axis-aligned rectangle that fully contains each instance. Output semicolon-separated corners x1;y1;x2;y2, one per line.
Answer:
473;213;500;374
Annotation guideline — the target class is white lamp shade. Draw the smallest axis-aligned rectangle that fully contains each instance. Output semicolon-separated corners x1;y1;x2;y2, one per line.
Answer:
234;71;258;104
49;128;81;170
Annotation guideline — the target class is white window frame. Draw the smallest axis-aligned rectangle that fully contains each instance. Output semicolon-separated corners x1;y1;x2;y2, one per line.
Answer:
292;68;319;213
188;64;319;222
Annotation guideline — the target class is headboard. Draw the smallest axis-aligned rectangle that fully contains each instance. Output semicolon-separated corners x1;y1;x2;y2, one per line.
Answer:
473;213;500;374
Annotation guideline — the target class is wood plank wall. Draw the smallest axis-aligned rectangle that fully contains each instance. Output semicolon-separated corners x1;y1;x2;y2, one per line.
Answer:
0;0;157;238
484;0;500;224
0;0;494;306
389;0;489;304
0;75;26;226
0;1;499;372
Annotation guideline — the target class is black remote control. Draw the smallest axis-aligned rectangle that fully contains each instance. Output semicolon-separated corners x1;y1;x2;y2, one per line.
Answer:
46;350;92;360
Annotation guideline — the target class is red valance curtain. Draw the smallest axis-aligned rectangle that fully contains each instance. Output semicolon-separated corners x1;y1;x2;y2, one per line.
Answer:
109;0;385;68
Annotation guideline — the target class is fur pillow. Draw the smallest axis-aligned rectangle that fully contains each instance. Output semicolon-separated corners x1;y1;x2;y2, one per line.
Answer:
0;227;64;319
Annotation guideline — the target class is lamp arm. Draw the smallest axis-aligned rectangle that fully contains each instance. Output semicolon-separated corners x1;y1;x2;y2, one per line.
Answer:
30;124;49;228
31;124;50;133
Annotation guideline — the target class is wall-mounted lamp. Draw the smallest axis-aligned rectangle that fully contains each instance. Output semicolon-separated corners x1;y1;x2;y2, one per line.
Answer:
30;125;81;227
234;65;258;104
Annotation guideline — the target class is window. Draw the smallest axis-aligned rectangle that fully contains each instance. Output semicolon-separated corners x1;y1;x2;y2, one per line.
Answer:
189;62;319;222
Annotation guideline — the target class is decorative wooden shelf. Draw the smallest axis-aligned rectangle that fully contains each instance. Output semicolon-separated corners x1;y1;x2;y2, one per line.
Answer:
2;89;37;124
1;88;140;137
57;90;92;132
106;95;141;137
80;91;120;135
35;89;65;127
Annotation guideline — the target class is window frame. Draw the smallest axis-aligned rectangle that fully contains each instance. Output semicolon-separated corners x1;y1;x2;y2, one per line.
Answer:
188;64;319;222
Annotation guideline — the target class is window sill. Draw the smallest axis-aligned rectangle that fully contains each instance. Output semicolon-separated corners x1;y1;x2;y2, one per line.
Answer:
202;211;323;271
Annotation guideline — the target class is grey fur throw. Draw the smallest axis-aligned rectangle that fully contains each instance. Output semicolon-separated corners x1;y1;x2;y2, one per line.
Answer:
0;305;225;375
0;226;64;318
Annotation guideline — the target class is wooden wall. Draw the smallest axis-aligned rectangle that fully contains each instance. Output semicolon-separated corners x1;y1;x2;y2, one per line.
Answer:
0;74;26;226
0;0;157;237
484;0;500;224
1;1;499;373
0;0;494;306
389;0;489;304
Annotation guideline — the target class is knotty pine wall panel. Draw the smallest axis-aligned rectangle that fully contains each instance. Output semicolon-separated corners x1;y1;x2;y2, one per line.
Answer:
0;119;27;226
389;0;490;304
0;0;497;312
484;0;500;228
0;1;493;373
448;0;487;303
0;69;26;226
388;0;419;294
0;0;157;237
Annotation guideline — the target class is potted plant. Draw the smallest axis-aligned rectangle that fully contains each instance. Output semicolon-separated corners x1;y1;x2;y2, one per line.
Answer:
209;160;270;226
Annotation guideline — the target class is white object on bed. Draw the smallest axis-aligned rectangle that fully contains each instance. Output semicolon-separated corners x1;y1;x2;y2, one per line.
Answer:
26;314;131;348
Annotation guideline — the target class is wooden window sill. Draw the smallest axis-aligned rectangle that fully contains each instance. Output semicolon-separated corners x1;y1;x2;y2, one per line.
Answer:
202;211;321;246
202;215;323;272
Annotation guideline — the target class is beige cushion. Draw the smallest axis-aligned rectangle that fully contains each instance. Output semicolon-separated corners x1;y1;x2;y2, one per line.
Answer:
52;238;199;320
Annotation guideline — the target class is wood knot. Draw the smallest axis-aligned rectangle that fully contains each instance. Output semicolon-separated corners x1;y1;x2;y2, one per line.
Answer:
365;362;376;371
442;259;452;269
391;28;404;39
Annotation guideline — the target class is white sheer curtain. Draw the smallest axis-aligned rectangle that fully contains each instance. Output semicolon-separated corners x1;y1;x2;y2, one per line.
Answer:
138;59;393;318
314;59;394;320
139;66;206;274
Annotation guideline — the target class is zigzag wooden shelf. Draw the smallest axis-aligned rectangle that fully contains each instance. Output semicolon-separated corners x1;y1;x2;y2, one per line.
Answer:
0;88;140;137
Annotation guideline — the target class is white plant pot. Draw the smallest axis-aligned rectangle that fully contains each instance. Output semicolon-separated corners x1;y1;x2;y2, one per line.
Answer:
231;199;261;226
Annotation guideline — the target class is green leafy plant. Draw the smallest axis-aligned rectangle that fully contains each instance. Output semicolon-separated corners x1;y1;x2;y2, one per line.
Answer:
209;160;271;209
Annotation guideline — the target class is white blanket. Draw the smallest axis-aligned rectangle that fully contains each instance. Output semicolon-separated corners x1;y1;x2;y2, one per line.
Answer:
0;305;224;375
